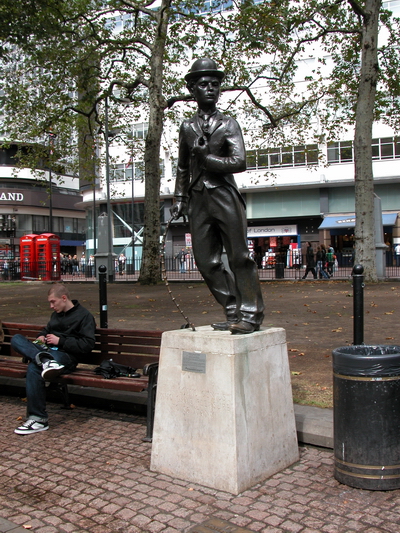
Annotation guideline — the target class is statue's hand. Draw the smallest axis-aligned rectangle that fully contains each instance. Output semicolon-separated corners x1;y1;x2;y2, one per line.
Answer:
170;199;188;220
191;136;209;162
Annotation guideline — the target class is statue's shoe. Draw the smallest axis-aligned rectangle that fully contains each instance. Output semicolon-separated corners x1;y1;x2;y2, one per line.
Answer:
229;321;260;334
211;320;237;331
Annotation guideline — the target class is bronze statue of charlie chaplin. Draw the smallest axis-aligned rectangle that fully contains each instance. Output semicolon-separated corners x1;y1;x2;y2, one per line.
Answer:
171;58;264;334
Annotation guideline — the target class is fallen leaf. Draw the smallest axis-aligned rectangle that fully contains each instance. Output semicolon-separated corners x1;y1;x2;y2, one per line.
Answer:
291;371;301;375
289;348;299;352
386;337;394;340
384;312;394;315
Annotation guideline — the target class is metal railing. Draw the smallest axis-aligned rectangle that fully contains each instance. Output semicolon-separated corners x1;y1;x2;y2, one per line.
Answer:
2;253;400;282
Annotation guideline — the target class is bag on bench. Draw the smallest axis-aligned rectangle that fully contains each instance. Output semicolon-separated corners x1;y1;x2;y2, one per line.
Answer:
94;359;140;379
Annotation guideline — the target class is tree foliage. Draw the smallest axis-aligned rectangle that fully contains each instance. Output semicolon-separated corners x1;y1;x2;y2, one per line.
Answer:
1;0;399;283
0;0;240;284
227;0;400;281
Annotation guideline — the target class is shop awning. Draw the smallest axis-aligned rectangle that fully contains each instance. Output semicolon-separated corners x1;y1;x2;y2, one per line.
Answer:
319;213;398;230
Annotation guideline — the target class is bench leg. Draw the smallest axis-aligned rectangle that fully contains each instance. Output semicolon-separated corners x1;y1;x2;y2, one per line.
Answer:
47;382;71;408
143;365;158;442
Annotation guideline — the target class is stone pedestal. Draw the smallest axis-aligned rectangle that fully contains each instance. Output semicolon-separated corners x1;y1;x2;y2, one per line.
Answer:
150;326;299;494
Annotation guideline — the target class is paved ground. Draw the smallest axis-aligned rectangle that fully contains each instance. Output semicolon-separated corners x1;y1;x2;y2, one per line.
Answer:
1;279;400;407
1;279;400;532
1;395;400;533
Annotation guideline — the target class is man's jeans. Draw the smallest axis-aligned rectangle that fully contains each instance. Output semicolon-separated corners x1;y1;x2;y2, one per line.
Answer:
11;334;76;422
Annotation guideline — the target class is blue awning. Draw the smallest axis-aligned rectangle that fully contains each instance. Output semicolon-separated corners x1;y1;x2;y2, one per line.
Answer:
319;213;398;230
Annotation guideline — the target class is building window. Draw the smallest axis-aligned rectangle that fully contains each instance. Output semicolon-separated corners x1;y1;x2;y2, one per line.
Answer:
383;1;400;16
111;162;144;182
133;123;148;139
328;138;400;164
109;160;168;182
372;137;400;160
246;144;318;170
327;141;353;163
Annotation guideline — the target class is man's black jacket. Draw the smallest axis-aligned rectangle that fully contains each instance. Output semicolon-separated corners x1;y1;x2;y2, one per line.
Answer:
39;300;96;359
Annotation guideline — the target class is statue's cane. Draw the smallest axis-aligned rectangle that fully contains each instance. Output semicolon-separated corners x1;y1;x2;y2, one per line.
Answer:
160;216;196;331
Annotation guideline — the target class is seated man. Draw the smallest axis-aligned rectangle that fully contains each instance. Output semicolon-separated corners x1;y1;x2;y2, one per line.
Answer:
11;283;96;435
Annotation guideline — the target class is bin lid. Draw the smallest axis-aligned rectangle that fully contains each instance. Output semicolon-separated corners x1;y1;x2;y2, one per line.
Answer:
333;345;400;377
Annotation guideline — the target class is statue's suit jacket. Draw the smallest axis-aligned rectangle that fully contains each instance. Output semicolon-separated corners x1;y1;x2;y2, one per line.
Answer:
174;111;246;201
173;109;264;325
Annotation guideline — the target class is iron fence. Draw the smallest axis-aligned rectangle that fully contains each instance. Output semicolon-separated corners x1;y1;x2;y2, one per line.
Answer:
2;253;400;282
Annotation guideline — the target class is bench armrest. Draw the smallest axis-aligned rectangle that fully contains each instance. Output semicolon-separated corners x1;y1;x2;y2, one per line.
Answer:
143;362;159;376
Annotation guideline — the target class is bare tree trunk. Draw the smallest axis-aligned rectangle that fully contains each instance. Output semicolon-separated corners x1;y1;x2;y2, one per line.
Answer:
139;0;169;284
353;0;381;282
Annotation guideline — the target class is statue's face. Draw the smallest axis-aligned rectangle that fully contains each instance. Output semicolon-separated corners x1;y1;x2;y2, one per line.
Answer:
191;76;220;107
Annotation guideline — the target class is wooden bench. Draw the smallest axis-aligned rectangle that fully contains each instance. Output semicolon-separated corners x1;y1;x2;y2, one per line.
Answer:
0;322;162;441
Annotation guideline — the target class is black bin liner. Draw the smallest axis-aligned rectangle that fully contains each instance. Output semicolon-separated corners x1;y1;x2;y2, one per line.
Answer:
333;345;400;490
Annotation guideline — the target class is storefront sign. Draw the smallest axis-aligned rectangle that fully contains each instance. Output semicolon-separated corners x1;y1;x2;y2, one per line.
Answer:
247;224;298;237
0;192;24;202
185;233;192;247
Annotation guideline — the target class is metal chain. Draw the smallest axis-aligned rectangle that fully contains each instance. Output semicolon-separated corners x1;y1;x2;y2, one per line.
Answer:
160;217;196;331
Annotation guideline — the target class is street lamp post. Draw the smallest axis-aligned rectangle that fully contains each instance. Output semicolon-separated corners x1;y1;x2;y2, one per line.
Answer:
94;96;116;283
131;152;135;274
104;96;113;281
47;132;56;234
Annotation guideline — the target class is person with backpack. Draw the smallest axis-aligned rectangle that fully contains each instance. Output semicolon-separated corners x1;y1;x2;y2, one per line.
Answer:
326;247;335;277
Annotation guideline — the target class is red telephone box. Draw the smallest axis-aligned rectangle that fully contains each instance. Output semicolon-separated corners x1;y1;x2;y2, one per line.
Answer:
36;233;61;281
20;233;61;281
20;234;38;280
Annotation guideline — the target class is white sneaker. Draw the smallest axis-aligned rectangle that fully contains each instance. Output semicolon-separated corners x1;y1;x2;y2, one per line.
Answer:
41;360;65;379
15;419;49;435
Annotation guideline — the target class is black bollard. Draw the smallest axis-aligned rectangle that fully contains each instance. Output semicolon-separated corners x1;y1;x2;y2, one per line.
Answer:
98;264;108;328
352;264;364;345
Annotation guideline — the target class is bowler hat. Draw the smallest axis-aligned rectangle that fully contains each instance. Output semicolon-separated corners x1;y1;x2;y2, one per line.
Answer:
185;58;225;82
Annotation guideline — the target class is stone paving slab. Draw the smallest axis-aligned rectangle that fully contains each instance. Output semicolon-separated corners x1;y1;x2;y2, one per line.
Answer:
0;378;333;450
1;395;400;533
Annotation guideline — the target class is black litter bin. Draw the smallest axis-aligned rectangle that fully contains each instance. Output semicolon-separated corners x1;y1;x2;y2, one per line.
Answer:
333;345;400;490
275;263;284;279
